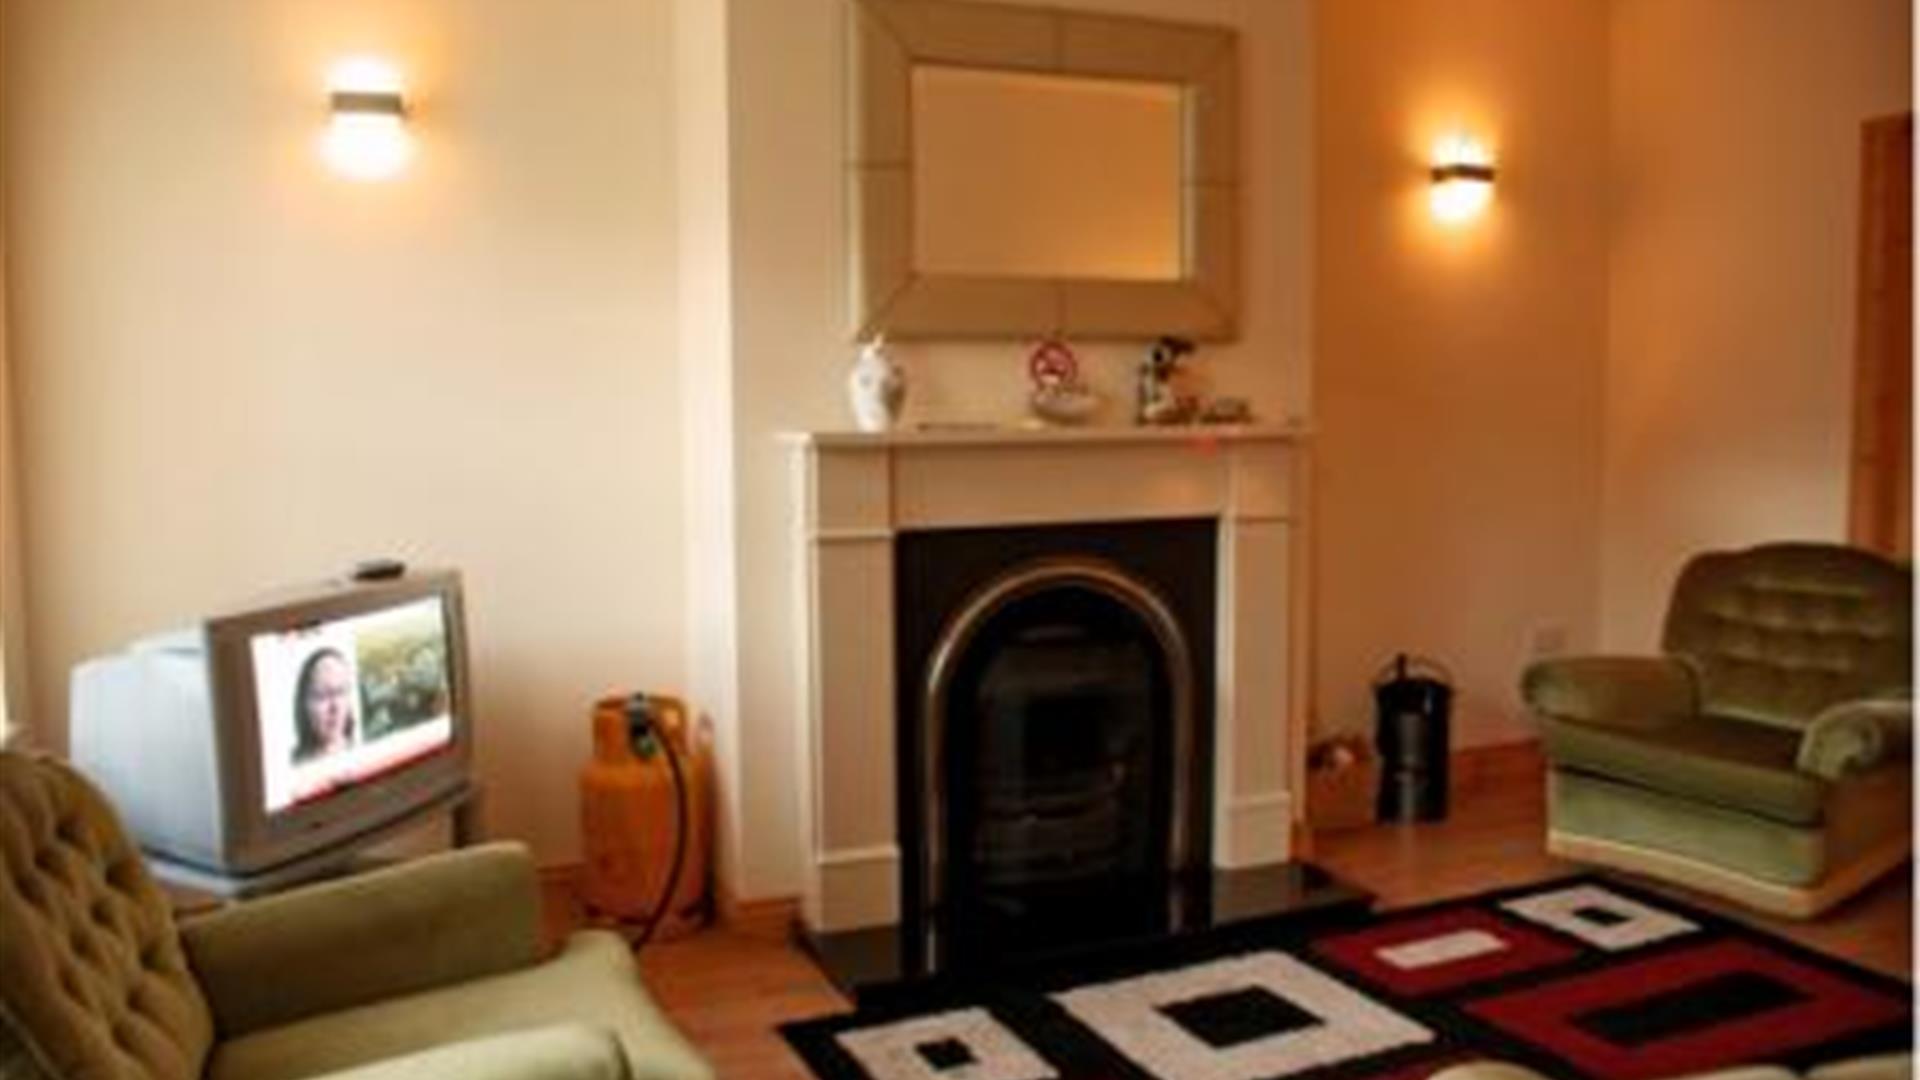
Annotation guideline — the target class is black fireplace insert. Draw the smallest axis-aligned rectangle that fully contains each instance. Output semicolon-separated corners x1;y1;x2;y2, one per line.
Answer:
896;520;1217;972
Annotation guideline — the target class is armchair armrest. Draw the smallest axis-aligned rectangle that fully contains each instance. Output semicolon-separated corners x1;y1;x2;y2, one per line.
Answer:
1796;698;1912;779
180;842;543;1037
309;1025;630;1080
1520;656;1697;728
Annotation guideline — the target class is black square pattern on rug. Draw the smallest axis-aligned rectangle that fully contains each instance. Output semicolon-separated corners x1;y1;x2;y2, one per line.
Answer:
915;1038;976;1071
1571;971;1810;1047
1159;986;1321;1049
1565;906;1631;929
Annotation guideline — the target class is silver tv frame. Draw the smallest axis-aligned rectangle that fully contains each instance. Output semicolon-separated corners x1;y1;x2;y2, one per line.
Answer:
72;570;475;886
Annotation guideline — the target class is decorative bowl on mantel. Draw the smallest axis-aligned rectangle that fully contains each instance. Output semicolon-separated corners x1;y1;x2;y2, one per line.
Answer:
1029;383;1102;426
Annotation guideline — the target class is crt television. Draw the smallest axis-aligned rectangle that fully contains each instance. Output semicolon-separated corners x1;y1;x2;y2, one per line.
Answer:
71;569;473;879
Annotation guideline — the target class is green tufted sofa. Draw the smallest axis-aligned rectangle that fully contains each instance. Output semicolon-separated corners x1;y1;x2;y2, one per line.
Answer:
0;751;713;1080
1522;543;1912;918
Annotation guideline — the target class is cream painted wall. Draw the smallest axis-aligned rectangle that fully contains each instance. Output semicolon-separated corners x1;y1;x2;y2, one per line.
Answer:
1314;0;1610;747
1599;0;1912;649
672;0;750;898
0;218;22;739
0;21;20;738
2;0;685;860
711;0;1314;900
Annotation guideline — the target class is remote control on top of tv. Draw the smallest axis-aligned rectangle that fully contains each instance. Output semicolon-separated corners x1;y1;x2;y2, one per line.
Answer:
350;558;408;582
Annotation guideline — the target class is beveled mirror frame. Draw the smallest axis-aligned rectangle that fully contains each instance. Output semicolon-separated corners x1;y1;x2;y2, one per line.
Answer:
848;0;1241;341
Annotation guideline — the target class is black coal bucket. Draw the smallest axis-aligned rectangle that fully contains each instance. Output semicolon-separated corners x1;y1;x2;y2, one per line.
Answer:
1373;654;1453;822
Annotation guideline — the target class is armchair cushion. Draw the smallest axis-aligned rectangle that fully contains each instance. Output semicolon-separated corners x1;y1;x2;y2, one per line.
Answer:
1522;656;1696;726
207;932;711;1080
306;1025;631;1080
1662;544;1912;731
1541;713;1825;826
1797;699;1913;780
0;753;213;1080
180;843;543;1038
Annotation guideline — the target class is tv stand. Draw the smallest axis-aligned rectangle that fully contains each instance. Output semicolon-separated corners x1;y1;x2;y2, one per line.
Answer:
148;781;483;899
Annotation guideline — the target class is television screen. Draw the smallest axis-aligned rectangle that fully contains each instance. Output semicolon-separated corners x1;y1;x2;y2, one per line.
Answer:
251;595;456;813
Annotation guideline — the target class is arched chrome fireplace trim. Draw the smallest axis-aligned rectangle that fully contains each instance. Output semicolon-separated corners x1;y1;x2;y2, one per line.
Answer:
920;555;1198;927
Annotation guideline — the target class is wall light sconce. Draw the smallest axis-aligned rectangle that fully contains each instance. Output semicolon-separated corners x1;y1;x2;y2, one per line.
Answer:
322;57;413;182
1429;135;1495;225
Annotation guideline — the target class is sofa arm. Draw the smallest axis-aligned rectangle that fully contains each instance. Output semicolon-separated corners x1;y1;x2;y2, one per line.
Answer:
180;843;544;1037
1520;656;1697;727
1796;699;1912;779
1807;1054;1914;1080
1432;1065;1807;1080
1431;1065;1551;1080
308;1025;630;1080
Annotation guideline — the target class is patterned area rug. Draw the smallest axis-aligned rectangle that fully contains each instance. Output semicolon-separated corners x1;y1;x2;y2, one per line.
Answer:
781;876;1912;1080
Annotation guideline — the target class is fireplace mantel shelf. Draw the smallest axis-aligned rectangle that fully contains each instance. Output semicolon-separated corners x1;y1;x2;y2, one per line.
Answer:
780;421;1310;450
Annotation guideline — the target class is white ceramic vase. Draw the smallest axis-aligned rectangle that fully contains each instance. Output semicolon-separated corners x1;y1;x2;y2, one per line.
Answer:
847;337;906;432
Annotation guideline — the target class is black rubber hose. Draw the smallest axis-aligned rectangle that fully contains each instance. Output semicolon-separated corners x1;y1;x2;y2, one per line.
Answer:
635;717;690;950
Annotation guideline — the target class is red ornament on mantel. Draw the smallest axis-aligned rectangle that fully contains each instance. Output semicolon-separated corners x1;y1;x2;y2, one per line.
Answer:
1027;336;1103;426
1028;337;1079;389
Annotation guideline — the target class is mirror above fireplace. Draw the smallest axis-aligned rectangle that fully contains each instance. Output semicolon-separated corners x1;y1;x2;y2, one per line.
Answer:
847;0;1243;341
912;66;1186;283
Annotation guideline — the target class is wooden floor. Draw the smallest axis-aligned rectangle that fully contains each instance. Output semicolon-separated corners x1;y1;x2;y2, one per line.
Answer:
561;744;1912;1079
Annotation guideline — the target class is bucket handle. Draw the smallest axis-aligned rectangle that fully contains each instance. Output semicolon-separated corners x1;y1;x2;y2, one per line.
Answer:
1372;652;1454;689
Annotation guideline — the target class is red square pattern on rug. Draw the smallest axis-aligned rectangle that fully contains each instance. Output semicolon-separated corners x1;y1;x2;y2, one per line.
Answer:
1313;907;1583;997
1466;938;1909;1080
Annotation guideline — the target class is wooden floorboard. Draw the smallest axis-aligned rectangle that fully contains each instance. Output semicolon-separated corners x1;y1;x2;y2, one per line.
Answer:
551;742;1911;1078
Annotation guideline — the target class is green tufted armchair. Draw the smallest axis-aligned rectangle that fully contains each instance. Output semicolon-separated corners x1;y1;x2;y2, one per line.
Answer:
1521;543;1912;918
0;751;713;1080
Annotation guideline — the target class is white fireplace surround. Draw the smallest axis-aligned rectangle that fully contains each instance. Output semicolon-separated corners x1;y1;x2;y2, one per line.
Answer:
787;425;1310;933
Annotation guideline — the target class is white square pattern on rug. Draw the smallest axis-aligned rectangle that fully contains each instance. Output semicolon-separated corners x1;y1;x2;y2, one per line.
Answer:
1499;883;1699;951
1375;929;1509;970
1052;951;1433;1080
834;1007;1059;1080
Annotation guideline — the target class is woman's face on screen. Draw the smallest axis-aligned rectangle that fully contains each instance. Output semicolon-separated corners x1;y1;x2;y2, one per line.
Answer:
305;654;355;750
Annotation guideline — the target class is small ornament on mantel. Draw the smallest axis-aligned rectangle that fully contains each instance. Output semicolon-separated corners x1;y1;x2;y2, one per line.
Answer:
1027;336;1101;425
847;335;906;433
1137;335;1197;425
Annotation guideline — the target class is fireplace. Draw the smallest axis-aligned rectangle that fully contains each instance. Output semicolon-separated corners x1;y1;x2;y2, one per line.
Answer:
897;523;1215;969
789;429;1368;994
789;427;1333;985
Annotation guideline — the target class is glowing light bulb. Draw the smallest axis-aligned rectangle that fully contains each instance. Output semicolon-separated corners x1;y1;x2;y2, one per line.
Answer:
1429;134;1494;225
321;57;413;182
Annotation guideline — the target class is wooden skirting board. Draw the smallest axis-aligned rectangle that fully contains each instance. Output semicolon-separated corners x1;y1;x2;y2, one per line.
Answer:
717;883;804;942
1309;738;1544;834
537;861;799;945
1451;738;1546;784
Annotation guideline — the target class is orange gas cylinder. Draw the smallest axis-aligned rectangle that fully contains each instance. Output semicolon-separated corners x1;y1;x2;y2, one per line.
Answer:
580;693;712;941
